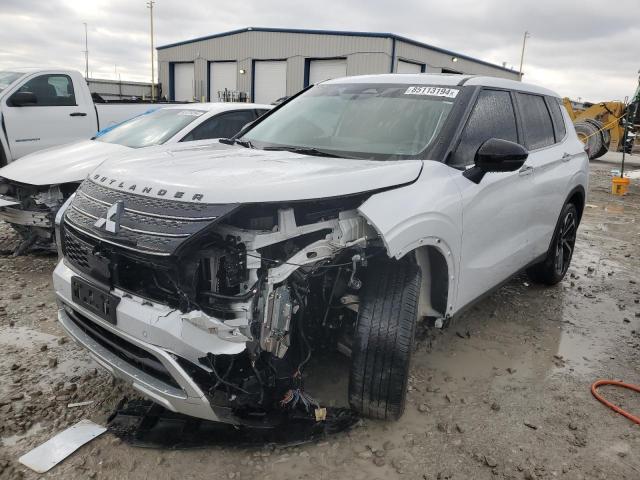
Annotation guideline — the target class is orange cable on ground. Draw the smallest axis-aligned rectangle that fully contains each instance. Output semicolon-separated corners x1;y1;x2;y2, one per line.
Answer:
591;379;640;425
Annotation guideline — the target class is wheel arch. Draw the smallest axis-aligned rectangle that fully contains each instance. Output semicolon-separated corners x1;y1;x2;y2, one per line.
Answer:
357;214;460;319
565;184;586;222
410;244;453;319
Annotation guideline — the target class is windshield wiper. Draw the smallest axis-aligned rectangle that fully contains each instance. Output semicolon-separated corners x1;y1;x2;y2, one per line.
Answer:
262;146;343;158
219;137;254;148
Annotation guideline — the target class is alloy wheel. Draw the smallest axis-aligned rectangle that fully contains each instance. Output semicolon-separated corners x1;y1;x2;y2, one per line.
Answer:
554;210;576;276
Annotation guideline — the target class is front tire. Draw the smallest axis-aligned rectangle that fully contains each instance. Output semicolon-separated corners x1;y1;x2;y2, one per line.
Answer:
527;203;578;285
348;256;421;420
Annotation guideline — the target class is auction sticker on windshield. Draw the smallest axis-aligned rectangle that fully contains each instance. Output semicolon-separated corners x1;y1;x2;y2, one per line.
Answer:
404;86;459;98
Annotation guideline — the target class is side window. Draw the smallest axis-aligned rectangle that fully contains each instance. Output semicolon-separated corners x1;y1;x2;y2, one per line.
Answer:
182;110;255;142
546;97;567;142
16;74;76;106
450;89;518;168
255;109;269;117
516;93;555;149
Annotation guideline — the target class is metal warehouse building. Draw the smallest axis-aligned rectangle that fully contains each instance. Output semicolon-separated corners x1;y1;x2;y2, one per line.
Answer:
157;27;519;103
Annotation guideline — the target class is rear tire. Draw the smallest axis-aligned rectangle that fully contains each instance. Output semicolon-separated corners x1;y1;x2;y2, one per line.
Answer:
527;203;578;286
0;145;7;167
348;256;421;420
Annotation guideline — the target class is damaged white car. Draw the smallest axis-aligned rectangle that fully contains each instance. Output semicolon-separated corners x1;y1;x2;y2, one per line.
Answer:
52;74;588;424
0;102;270;254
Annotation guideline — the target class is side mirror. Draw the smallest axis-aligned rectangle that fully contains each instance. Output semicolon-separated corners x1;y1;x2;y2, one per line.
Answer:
463;138;528;184
9;91;38;107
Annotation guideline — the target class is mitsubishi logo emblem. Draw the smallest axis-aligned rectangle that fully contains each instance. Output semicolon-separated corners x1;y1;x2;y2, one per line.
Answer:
94;200;124;233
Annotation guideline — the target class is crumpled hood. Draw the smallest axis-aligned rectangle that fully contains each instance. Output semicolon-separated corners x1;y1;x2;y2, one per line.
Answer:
0;140;131;186
89;143;423;203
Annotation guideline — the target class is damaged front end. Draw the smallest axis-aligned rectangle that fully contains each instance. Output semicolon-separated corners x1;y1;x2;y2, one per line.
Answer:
0;177;78;254
54;178;381;425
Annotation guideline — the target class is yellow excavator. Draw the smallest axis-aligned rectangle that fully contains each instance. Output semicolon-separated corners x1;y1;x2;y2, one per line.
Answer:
563;76;640;160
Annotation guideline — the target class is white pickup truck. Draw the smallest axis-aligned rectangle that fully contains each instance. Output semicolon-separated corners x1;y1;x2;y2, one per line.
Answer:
0;68;164;164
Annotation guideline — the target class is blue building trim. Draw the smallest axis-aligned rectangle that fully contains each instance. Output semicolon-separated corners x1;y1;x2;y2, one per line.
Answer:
157;26;516;74
168;62;175;100
390;37;396;73
250;59;256;103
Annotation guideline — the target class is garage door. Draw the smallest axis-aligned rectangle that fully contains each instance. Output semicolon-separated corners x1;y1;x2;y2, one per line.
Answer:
173;63;194;101
397;60;424;74
308;58;347;85
209;62;237;102
253;61;287;104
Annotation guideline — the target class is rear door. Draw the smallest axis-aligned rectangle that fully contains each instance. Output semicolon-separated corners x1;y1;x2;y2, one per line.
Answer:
513;93;569;262
2;73;96;159
451;88;533;309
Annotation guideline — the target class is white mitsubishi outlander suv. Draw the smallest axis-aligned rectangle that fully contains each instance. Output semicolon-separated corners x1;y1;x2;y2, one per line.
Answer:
52;74;588;424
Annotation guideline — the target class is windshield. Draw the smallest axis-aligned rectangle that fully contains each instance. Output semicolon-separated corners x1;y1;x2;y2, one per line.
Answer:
95;108;204;148
0;71;23;94
244;83;458;160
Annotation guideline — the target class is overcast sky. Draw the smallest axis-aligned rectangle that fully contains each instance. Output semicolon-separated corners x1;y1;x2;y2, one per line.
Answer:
1;0;638;102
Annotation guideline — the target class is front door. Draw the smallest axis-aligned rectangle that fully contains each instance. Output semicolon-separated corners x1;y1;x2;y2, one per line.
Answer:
3;73;94;159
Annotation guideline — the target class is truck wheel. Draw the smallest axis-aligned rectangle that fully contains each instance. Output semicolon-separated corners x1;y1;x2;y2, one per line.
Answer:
527;203;578;286
574;121;602;160
348;256;421;420
585;119;609;159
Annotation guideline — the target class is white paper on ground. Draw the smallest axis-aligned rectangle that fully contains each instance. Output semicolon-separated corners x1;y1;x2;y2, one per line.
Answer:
18;419;107;473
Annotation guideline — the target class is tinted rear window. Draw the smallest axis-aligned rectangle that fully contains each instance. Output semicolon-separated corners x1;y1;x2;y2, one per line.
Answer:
517;93;555;150
547;97;567;141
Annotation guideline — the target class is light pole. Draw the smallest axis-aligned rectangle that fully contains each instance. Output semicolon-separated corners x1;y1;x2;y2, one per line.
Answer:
83;22;89;79
518;31;530;80
146;1;156;101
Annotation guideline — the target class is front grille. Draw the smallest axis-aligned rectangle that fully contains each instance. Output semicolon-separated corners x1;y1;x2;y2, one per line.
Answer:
63;179;239;256
62;224;92;271
68;308;181;389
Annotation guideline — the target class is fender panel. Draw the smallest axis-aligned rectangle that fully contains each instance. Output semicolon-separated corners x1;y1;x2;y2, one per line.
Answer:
358;161;463;315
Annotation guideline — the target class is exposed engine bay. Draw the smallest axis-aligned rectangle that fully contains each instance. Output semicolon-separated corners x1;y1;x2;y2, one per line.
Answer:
134;200;378;417
58;185;390;423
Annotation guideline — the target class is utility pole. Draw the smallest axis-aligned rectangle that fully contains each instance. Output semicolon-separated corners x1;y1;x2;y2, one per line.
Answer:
518;31;531;80
146;1;156;101
83;22;89;79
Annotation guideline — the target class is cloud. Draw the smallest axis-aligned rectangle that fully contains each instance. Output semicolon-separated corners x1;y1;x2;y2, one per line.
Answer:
0;0;638;102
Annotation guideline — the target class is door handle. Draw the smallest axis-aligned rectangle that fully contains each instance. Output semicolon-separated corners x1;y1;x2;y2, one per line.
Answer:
69;112;87;117
518;165;534;176
561;152;572;162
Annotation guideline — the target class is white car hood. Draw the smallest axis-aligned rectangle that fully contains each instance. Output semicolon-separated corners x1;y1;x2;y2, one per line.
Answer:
0;140;131;186
90;143;423;203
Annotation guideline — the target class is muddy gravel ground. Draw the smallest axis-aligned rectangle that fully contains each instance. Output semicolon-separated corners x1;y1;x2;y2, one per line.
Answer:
1;154;639;480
